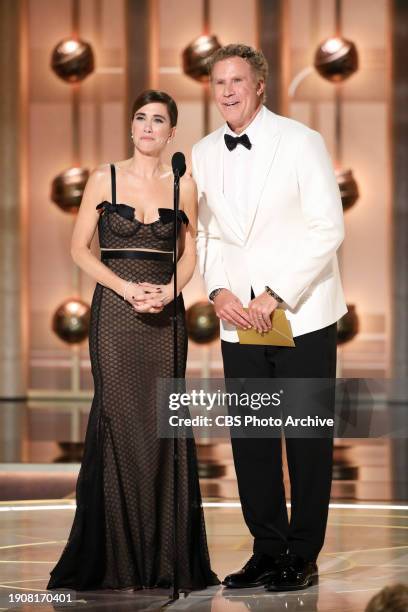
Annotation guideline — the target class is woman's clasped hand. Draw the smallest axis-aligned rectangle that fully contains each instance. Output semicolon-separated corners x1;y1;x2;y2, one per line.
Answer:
124;281;174;313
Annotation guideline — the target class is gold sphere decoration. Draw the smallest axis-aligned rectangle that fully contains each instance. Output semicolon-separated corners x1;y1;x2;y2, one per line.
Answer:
314;36;358;82
335;168;359;211
52;298;91;344
337;304;359;345
186;301;219;344
51;37;95;83
182;34;222;82
54;442;85;463
51;167;89;213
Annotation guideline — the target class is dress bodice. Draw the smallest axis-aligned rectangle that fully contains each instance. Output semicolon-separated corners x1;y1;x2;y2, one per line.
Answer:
96;165;188;250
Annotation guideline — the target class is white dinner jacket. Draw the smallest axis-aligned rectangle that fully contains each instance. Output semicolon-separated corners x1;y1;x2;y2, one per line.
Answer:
192;106;348;342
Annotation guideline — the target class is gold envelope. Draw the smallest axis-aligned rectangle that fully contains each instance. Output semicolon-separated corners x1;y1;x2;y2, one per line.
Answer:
237;308;296;347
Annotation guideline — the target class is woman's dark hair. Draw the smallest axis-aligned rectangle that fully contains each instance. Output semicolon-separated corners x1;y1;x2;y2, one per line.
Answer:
131;90;178;127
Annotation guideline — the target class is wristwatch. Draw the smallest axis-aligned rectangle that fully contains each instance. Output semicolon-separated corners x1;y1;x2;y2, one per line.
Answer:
209;288;225;303
265;286;283;303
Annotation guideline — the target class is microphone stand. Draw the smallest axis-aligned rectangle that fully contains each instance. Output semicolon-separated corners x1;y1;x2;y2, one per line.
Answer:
163;168;181;607
173;172;179;387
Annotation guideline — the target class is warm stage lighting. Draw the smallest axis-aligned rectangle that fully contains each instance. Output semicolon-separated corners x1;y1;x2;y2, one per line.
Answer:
51;37;95;83
314;36;358;82
335;168;359;211
182;34;221;82
51;167;89;214
186;301;219;344
52;298;91;344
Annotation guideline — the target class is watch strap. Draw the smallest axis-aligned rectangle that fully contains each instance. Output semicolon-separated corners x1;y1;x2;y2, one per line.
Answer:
265;286;283;303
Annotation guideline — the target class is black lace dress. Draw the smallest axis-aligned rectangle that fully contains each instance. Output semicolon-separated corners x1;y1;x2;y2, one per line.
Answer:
47;165;219;592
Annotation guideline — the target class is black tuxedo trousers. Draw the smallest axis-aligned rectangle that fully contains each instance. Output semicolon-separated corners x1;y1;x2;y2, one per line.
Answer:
221;316;337;562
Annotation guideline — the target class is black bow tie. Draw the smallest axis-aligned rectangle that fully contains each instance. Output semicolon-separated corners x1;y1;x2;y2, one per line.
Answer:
224;133;252;151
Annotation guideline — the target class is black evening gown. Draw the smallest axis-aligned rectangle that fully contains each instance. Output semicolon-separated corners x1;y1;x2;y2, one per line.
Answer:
47;164;219;592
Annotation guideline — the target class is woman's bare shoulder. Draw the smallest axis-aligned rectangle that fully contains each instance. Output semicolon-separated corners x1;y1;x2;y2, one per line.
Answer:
180;172;197;195
80;164;112;206
90;163;111;181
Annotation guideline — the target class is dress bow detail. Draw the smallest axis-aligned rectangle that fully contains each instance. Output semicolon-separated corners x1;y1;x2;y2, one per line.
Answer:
158;208;189;226
96;201;135;221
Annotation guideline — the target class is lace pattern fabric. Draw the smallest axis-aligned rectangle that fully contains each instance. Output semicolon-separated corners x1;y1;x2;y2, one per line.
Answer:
47;165;219;592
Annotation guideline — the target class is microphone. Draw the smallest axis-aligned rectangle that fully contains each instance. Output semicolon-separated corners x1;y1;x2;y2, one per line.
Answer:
171;152;186;178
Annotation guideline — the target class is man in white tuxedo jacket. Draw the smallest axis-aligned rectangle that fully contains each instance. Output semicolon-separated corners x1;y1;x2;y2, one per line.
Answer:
192;44;347;592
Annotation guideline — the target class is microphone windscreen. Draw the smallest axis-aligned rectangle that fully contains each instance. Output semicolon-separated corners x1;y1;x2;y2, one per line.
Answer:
171;152;186;177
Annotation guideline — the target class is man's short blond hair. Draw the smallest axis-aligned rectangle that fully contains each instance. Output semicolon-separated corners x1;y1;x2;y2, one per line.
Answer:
208;44;269;103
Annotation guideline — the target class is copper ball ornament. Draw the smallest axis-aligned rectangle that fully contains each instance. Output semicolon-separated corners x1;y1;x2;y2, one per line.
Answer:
332;444;359;482
335;168;359;211
337;304;359;345
314;36;358;82
182;34;222;82
51;37;95;83
51;167;89;213
55;442;85;463
186;301;219;344
52;298;91;344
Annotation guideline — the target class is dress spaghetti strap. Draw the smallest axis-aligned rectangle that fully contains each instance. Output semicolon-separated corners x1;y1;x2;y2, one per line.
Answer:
110;164;116;205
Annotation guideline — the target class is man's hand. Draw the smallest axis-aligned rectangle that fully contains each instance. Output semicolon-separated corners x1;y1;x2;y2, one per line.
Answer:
213;289;252;330
248;291;279;333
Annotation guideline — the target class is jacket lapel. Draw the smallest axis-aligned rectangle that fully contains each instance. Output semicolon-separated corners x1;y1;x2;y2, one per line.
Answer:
244;109;281;241
212;129;246;243
203;109;281;244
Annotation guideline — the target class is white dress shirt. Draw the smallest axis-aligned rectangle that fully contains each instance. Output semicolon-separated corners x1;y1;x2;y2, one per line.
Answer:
223;105;264;236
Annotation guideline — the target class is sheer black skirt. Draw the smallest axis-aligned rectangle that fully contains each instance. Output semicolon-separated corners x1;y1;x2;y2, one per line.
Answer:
47;258;219;591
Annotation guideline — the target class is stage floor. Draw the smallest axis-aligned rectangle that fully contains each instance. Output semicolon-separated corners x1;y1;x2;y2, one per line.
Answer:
0;500;407;611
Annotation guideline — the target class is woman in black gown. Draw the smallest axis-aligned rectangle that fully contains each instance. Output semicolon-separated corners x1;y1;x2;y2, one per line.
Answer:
47;90;219;593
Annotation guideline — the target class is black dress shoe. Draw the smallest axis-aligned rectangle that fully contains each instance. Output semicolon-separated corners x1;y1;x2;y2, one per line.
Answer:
222;552;280;588
265;553;318;591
